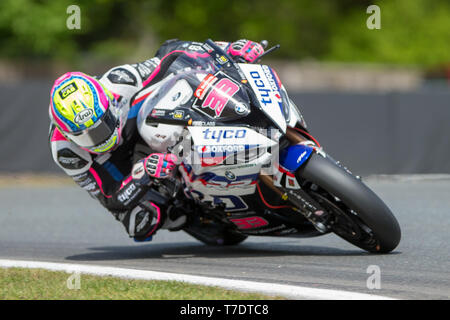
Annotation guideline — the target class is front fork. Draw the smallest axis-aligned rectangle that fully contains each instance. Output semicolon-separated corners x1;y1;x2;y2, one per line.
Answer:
259;126;330;233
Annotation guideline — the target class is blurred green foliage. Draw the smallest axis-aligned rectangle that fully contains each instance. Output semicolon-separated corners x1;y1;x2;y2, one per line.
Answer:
0;0;449;68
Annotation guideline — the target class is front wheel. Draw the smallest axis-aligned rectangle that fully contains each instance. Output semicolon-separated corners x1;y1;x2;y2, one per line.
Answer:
296;153;401;253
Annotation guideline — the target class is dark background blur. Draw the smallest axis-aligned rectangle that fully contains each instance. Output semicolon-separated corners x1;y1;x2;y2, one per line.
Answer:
0;0;449;175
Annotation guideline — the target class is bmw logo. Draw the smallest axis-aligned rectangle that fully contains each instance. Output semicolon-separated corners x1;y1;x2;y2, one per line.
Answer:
225;171;236;181
235;103;248;115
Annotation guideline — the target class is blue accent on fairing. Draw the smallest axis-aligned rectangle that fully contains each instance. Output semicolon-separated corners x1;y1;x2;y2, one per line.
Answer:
103;161;125;181
187;169;258;184
128;101;144;119
134;235;153;242
279;144;314;172
209;173;258;183
199;172;217;182
182;162;192;174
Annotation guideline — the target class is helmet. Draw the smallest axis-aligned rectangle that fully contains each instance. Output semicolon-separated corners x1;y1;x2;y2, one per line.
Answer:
49;72;125;154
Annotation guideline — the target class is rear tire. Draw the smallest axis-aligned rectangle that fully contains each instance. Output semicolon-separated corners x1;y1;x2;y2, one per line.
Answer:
297;153;401;253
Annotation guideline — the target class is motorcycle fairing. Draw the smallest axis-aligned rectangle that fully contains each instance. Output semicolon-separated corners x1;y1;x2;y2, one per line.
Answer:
134;46;325;235
238;63;287;133
187;126;277;147
186;125;278;167
180;162;259;196
279;144;314;172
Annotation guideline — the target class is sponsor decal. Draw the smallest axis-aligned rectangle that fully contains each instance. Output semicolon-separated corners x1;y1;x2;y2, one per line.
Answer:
57;156;80;165
230;216;269;229
117;183;137;203
91;130;118;153
234;103;248;115
226;163;257;170
194;74;218;100
107;68;137;86
296;150;308;163
248;70;272;107
131;59;158;80
242;224;286;235
74;109;94;125
201;43;214;53
73;172;89;182
201;78;239;117
171;110;184;119
202;128;246;142
248;66;283;112
83;182;97;192
59;82;78;99
136;211;150;232
155;133;167;139
76;175;96;191
207;179;255;189
187;44;203;52
261;65;280;91
287;189;319;212
191;121;216;126
131;162;145;180
214;41;229;49
240;64;286;132
198;144;246;154
285;175;301;189
151;109;166;117
224;170;236;181
217;55;228;64
57;148;88;170
89;189;101;196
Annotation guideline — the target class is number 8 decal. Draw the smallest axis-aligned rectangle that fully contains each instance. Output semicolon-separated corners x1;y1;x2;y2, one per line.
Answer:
230;216;269;229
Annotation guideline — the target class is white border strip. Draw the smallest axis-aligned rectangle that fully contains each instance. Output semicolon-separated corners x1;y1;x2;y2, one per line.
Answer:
0;259;394;300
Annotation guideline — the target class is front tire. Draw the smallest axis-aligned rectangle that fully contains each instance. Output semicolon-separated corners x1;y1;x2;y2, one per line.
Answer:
297;153;401;253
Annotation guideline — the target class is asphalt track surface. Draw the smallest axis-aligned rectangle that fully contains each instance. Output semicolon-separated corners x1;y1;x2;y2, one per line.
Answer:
0;175;449;299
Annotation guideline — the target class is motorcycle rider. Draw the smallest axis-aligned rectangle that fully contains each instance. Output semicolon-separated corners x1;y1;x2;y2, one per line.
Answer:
49;39;265;242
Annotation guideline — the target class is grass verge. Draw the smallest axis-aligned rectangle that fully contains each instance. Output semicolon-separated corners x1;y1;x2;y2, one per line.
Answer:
0;267;285;300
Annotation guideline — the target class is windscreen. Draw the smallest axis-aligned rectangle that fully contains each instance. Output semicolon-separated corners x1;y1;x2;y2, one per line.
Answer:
142;53;252;122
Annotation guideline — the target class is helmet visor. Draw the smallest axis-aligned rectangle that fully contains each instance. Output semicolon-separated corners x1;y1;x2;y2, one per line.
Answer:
64;108;118;148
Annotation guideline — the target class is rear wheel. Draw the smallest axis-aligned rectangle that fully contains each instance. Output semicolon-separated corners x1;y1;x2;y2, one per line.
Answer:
297;153;401;253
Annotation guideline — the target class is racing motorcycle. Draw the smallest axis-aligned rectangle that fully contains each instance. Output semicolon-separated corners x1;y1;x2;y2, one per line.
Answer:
135;40;401;253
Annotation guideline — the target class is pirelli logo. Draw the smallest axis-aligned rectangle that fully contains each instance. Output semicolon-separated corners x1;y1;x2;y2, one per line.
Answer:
59;82;78;99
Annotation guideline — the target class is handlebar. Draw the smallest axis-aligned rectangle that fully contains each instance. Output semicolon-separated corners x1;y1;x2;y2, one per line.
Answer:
256;42;281;61
203;39;280;66
203;39;235;68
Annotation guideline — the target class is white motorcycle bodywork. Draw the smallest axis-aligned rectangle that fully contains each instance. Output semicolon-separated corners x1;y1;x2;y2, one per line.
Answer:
137;63;304;212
